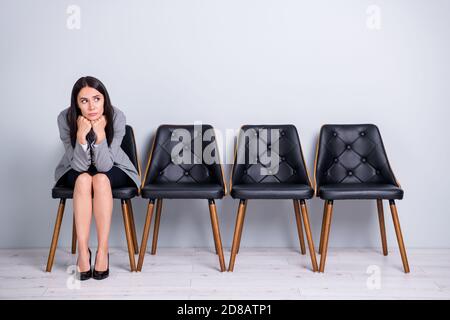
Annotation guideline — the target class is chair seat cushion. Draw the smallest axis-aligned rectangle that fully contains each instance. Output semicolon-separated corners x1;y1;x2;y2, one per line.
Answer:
318;183;404;200
141;183;225;199
51;187;74;199
230;183;314;199
52;186;138;199
112;187;139;199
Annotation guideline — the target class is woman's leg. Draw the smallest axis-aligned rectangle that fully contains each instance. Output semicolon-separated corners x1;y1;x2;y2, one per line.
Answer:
73;173;93;272
92;173;113;271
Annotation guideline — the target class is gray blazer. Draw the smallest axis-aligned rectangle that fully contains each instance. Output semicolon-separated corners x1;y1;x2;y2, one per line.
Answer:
54;106;141;188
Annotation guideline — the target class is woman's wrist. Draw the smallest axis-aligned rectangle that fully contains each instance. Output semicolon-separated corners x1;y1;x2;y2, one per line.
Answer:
95;131;106;145
77;133;87;145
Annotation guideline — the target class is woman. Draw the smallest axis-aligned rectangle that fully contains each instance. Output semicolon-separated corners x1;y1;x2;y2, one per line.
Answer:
54;76;141;280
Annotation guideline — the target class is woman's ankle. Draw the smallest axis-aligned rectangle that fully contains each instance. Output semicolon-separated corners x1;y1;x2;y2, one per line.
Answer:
96;245;109;255
78;245;90;256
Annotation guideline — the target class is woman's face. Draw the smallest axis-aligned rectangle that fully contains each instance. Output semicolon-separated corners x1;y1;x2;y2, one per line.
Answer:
77;86;104;121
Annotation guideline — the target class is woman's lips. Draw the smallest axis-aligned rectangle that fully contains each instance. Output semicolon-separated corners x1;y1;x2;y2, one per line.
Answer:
88;113;97;116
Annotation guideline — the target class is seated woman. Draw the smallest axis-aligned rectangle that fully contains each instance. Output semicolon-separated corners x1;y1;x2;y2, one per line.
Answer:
54;76;140;280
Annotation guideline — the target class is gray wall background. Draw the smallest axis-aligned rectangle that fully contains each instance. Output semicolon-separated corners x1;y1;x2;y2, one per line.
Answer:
1;0;449;249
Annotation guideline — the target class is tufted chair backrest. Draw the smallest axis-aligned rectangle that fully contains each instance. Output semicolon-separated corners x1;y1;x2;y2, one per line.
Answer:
315;124;399;188
231;125;311;187
142;124;225;188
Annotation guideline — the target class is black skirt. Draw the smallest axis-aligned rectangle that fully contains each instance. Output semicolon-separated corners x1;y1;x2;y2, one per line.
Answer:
58;165;135;189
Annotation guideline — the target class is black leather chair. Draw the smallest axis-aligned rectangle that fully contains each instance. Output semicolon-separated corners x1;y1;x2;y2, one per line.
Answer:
315;124;409;273
46;125;141;272
137;124;227;272
228;125;318;272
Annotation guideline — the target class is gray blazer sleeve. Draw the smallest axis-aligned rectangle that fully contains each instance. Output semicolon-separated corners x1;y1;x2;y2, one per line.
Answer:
91;109;126;172
57;111;92;172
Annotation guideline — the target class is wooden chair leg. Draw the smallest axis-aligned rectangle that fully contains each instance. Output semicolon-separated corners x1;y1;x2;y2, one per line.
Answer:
319;200;334;273
137;200;156;272
299;200;319;272
126;199;139;254
389;200;410;273
377;199;388;256
236;199;247;254
121;200;136;272
71;213;77;254
151;198;163;255
318;201;327;254
293;199;306;255
209;201;223;255
46;199;66;272
212;224;220;255
208;199;226;272
228;199;246;272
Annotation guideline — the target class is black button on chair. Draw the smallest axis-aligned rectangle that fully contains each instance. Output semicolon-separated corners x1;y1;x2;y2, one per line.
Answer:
228;125;318;272
46;125;141;272
137;124;227;272
315;124;409;273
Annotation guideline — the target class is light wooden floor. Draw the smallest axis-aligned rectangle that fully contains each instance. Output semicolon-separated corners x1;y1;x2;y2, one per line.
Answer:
0;247;449;299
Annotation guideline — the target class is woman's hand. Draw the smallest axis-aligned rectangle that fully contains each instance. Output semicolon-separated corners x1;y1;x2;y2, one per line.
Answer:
92;115;107;144
76;115;92;145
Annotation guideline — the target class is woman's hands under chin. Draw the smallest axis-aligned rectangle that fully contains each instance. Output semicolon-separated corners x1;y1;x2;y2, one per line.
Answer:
76;115;92;145
92;115;107;144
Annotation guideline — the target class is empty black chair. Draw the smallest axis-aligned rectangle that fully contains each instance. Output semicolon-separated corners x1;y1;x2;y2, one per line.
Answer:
137;124;227;272
46;125;141;272
315;124;409;273
228;125;318;272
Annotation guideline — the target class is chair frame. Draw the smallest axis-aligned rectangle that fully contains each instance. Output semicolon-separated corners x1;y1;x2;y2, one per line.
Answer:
46;126;141;272
136;125;228;272
227;125;319;272
313;125;410;273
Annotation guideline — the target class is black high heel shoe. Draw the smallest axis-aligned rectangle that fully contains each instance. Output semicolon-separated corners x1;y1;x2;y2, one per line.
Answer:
77;248;92;281
93;250;109;280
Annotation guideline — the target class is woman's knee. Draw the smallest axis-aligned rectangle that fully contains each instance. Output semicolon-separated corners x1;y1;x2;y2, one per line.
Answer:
92;173;111;191
74;173;92;192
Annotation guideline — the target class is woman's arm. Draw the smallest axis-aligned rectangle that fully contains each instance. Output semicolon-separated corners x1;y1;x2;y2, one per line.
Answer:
57;111;92;172
91;109;126;172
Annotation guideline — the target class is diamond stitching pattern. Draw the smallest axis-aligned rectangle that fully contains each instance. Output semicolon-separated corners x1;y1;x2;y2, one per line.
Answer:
232;125;310;186
317;125;398;187
144;125;223;186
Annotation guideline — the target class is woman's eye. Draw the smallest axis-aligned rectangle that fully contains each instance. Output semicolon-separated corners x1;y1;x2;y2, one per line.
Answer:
94;97;100;102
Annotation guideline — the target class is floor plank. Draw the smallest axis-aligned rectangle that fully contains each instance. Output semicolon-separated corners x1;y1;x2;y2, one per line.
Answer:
0;247;449;300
